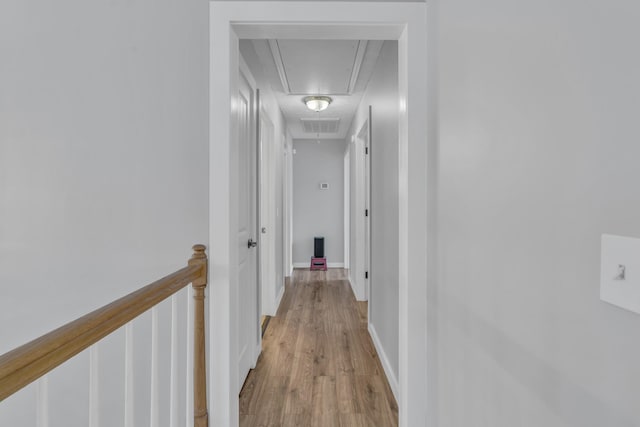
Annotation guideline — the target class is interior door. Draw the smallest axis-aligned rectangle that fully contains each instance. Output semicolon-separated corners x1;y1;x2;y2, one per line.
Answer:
237;65;260;391
362;108;372;301
364;132;370;299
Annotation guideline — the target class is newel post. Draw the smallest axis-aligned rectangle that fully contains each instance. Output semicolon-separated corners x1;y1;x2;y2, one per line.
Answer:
189;244;208;427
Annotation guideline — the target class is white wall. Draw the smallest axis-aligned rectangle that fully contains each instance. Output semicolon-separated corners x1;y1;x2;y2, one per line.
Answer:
348;41;400;393
433;1;640;425
292;139;345;266
0;0;208;425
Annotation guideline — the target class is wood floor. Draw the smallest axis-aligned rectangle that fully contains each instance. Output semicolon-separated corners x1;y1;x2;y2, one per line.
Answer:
239;269;398;427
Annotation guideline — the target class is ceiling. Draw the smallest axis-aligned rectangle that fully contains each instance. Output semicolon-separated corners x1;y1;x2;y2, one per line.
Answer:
242;39;383;140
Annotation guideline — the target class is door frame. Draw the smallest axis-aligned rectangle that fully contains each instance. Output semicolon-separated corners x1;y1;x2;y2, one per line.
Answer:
209;2;430;427
258;107;277;316
365;107;372;302
358;114;372;302
351;118;370;302
343;148;350;270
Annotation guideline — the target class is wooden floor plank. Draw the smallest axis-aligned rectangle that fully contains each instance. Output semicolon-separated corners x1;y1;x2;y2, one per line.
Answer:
239;268;398;426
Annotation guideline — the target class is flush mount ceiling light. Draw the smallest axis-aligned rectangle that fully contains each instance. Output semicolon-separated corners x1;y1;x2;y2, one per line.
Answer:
303;96;332;112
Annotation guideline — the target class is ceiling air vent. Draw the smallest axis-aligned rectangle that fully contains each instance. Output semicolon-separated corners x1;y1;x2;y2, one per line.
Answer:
300;118;341;134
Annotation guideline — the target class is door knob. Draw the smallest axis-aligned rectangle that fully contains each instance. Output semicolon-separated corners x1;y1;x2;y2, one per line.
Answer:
247;238;257;248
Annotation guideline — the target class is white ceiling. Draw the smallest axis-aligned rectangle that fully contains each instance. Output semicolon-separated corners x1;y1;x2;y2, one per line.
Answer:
272;39;365;94
243;39;383;140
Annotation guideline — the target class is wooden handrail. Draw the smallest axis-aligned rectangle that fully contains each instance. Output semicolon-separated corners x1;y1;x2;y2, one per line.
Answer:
0;244;209;427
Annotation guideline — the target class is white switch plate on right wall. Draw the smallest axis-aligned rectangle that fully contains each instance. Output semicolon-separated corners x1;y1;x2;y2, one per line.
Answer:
601;234;640;314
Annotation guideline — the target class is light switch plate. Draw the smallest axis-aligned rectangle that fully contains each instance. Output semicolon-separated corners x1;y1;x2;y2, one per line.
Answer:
600;234;640;314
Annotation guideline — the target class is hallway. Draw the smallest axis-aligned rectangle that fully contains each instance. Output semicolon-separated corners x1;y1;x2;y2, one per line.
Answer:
239;269;398;426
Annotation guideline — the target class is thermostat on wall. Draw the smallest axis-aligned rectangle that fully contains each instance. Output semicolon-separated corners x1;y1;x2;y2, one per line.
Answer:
319;182;329;190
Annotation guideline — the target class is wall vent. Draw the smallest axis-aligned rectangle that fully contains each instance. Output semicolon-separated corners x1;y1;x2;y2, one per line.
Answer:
300;118;341;134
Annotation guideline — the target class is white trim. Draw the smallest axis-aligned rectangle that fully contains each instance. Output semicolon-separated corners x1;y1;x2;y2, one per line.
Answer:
210;4;429;427
251;342;261;369
209;9;238;424
347;40;368;94
274;284;285;314
368;323;399;402
239;56;257;92
397;15;430;427
259;106;278;317
268;40;291;93
292;262;345;269
232;23;404;40
286;134;295;278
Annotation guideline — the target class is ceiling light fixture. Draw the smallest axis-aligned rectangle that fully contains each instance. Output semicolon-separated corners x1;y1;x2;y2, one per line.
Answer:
303;96;332;112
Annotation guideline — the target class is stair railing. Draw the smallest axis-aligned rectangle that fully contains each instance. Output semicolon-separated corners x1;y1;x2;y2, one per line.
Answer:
0;244;209;427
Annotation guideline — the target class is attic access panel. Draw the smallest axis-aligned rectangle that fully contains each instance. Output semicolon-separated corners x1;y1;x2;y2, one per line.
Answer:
272;40;364;94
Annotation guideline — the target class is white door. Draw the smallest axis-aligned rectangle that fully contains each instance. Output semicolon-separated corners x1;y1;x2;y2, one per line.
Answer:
357;110;371;301
364;121;370;300
344;149;350;270
237;65;260;390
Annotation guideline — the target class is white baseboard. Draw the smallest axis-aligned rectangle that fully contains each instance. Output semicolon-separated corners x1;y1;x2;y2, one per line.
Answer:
274;284;285;314
292;262;345;268
348;275;366;301
252;341;262;369
348;273;357;299
368;323;399;403
263;283;286;317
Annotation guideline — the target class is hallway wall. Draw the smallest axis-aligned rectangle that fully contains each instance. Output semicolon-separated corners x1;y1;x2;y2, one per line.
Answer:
0;0;208;425
434;1;640;425
348;40;400;394
292;139;345;266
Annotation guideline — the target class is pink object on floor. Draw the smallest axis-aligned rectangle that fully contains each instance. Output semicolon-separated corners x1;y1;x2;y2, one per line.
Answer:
310;257;327;271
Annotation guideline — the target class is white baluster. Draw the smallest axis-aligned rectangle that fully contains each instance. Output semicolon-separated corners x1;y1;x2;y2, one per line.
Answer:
186;286;194;427
150;307;159;427
170;294;179;427
36;376;49;427
89;344;100;427
124;323;134;427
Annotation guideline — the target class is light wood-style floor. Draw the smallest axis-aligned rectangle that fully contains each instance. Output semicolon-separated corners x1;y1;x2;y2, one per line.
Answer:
239;268;398;427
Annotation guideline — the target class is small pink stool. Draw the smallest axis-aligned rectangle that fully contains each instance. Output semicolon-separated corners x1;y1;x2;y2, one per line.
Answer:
310;257;327;271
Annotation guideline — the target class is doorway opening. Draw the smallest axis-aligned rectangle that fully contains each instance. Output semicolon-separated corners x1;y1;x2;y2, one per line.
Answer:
209;3;429;426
